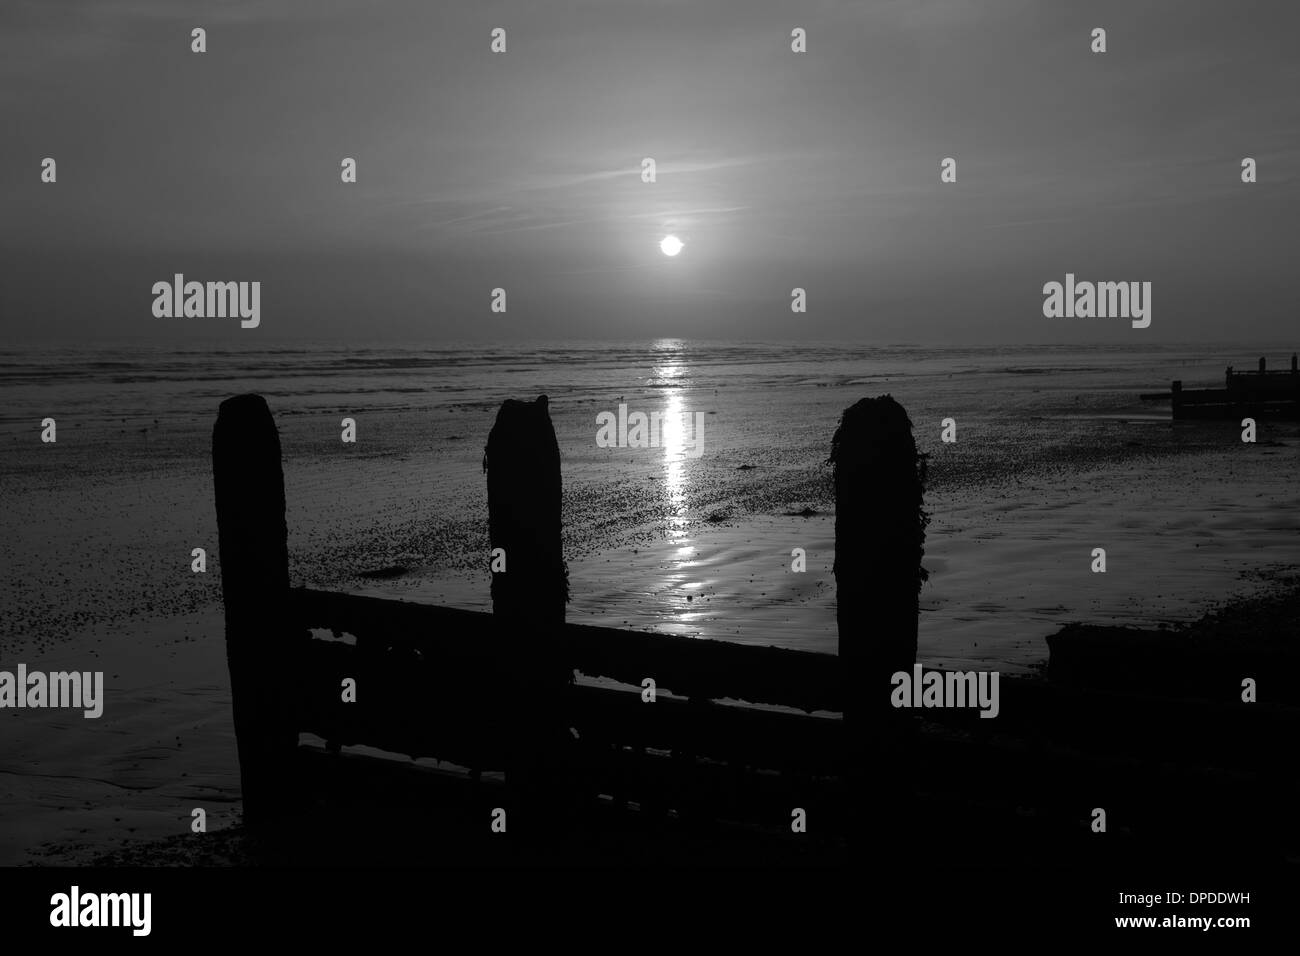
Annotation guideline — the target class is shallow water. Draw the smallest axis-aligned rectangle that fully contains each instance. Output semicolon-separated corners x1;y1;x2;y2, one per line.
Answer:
2;339;1297;865
2;340;1295;664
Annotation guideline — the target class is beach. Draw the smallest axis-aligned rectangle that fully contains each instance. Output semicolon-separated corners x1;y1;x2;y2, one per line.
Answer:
1;340;1296;864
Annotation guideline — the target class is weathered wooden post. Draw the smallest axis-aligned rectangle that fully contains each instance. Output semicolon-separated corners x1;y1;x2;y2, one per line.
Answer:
830;396;927;706
213;394;299;826
485;395;568;626
830;396;927;838
483;395;572;833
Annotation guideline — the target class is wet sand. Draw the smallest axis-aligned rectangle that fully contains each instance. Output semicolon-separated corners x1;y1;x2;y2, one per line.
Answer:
26;580;1299;869
2;345;1296;864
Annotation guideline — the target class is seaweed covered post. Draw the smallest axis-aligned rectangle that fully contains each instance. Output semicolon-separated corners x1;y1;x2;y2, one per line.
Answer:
483;395;573;831
213;394;300;826
829;395;928;734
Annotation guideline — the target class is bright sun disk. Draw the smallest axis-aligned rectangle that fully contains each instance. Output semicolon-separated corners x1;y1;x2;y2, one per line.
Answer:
660;235;683;257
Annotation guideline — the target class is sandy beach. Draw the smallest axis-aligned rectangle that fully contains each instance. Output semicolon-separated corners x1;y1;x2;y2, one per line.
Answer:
7;1;1299;932
2;341;1296;864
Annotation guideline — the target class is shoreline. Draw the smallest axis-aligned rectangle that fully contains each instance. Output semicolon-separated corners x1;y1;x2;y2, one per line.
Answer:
27;574;1293;869
2;345;1294;866
5;405;1291;661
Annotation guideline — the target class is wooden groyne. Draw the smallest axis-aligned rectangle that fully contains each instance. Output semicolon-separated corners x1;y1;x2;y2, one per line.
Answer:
1141;353;1300;420
212;393;1297;863
213;392;893;837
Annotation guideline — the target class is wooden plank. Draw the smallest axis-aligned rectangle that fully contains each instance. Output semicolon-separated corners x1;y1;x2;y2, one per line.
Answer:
567;685;844;771
289;590;1299;774
289;633;843;770
289;587;845;712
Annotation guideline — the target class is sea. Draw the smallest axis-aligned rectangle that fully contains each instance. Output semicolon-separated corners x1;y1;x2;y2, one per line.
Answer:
1;340;1296;671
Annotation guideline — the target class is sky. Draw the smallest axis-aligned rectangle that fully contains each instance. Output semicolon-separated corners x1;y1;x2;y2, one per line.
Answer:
1;0;1298;344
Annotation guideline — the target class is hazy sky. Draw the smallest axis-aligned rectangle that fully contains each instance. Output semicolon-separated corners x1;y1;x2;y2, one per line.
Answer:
2;0;1297;344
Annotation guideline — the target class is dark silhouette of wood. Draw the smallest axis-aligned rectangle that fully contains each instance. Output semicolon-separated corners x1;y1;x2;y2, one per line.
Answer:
289;587;843;712
1141;356;1300;419
484;394;568;622
829;396;928;713
212;394;301;826
829;395;928;846
483;395;572;831
208;392;1296;867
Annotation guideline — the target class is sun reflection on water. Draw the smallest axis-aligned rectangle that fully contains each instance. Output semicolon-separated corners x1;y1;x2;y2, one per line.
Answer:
650;345;704;625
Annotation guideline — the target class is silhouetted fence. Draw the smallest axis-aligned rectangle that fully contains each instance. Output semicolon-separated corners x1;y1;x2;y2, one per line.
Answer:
212;392;1296;848
1141;353;1300;419
213;392;929;828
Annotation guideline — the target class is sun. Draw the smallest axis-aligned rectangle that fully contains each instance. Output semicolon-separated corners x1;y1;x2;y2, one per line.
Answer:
659;234;684;257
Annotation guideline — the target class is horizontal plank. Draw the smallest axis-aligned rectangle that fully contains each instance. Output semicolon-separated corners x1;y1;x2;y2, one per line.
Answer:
1177;391;1298;405
287;711;1288;855
567;685;843;770
290;634;843;771
290;587;845;712
287;591;1300;778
